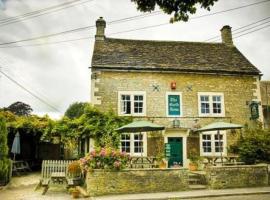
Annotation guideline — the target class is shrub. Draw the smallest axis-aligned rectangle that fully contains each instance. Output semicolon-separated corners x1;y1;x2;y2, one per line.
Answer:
68;161;82;177
79;147;130;171
0;115;10;185
230;123;270;164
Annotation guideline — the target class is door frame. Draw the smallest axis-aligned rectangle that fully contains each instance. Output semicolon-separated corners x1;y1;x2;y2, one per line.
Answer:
167;137;183;167
164;130;188;167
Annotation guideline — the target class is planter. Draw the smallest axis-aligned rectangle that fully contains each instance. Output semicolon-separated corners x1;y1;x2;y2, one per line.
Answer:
189;163;198;171
71;190;80;199
159;162;167;169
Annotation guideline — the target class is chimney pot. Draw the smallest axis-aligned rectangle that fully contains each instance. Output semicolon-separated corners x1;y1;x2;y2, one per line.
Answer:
95;17;106;40
220;25;233;46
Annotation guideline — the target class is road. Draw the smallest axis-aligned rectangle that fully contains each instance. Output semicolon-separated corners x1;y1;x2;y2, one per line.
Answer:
185;194;270;200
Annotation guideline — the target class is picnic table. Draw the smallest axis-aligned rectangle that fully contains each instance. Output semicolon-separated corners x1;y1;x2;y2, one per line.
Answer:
36;160;76;195
203;155;243;166
12;160;31;175
51;172;66;184
129;156;158;168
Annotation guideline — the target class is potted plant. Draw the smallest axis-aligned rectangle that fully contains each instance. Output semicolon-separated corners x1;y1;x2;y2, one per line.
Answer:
68;161;82;186
188;148;201;171
69;187;80;199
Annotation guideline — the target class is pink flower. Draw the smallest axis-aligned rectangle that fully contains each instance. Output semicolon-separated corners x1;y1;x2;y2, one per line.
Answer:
79;158;87;165
90;150;96;157
120;151;126;157
113;160;121;169
111;150;117;157
100;148;106;157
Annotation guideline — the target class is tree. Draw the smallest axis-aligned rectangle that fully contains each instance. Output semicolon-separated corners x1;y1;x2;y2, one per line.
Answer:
131;0;218;22
0;115;8;158
64;102;88;119
0;114;10;185
230;123;270;164
5;101;33;116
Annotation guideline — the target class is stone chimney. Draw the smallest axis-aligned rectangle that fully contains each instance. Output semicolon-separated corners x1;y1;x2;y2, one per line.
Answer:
220;25;233;46
95;17;106;41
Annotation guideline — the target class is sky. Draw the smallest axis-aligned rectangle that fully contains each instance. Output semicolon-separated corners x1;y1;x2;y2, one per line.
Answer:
0;0;269;119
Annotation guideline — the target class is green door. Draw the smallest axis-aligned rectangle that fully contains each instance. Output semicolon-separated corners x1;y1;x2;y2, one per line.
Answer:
166;137;183;167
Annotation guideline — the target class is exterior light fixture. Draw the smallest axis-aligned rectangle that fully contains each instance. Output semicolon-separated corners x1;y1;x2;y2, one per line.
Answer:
171;81;176;90
172;118;180;128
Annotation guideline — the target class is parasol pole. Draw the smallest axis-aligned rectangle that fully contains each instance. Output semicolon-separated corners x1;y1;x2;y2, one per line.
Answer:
218;130;223;166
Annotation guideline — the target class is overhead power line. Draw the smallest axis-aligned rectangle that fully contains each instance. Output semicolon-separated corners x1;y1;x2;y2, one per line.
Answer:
0;69;61;112
205;17;270;42
0;0;269;46
0;11;161;46
204;16;270;41
0;0;94;27
233;24;270;39
1;17;269;49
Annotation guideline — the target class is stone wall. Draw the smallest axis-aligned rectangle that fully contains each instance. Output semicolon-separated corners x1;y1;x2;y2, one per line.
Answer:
86;168;189;196
206;165;269;189
92;71;258;127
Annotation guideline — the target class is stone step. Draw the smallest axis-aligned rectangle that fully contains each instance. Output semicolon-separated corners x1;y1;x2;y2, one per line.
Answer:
189;184;207;190
188;178;201;184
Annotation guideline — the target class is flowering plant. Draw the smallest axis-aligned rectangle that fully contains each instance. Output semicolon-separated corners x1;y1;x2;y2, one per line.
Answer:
79;147;130;171
67;161;82;179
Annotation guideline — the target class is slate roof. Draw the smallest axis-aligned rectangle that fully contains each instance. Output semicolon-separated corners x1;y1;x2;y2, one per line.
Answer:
91;37;261;75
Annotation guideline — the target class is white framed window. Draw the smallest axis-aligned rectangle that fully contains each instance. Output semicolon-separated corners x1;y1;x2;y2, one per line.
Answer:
120;133;147;156
166;92;183;117
198;92;225;117
120;133;130;153
118;91;146;116
200;131;227;156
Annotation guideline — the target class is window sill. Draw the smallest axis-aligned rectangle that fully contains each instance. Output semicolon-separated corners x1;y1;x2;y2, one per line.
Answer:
198;114;225;118
118;113;146;117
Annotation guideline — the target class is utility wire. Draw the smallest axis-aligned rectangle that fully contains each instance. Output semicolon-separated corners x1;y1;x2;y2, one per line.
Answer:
234;24;270;39
2;18;269;49
190;0;270;20
0;69;61;112
0;0;94;27
0;0;84;21
209;19;270;42
0;12;161;46
0;0;269;46
1;66;58;109
205;16;270;41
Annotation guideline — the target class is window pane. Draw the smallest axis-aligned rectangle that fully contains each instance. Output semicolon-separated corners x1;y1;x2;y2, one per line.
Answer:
134;134;143;153
121;95;131;114
121;134;130;153
212;95;222;114
202;134;212;153
200;95;210;114
214;134;224;153
134;95;144;114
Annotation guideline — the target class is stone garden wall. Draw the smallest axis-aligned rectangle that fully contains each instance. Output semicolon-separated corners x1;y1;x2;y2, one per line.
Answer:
86;168;189;196
206;165;269;189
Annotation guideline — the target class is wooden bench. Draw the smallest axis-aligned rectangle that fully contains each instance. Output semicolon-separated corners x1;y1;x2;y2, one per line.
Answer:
36;160;79;195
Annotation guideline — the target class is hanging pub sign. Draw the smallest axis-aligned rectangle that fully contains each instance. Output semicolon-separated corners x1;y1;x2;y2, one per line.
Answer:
250;101;259;120
168;94;181;116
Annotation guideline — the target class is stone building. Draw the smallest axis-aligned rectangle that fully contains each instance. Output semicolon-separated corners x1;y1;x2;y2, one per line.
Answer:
90;17;262;167
260;81;270;128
